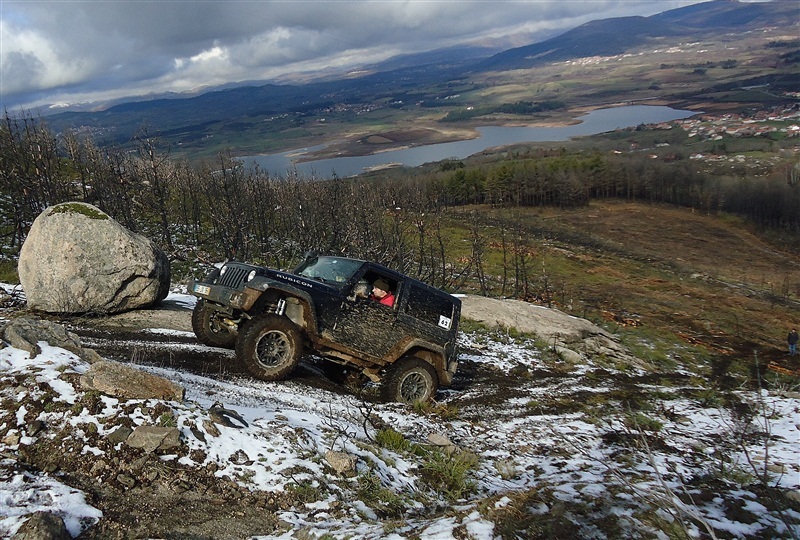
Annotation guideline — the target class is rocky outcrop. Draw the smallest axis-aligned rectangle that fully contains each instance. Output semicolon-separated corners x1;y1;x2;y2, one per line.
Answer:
1;318;102;363
81;360;185;401
1;318;183;401
18;202;170;314
460;295;647;368
11;511;70;540
125;426;182;453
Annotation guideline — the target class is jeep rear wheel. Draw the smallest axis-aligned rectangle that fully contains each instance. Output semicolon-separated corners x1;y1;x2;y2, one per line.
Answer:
192;300;237;348
236;314;301;381
381;357;438;403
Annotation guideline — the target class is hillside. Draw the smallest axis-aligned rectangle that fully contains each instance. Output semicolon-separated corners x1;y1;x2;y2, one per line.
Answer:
435;200;800;378
1;203;799;537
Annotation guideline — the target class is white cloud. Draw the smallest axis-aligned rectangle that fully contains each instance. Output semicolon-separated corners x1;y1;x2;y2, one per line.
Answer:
0;0;713;110
0;21;90;93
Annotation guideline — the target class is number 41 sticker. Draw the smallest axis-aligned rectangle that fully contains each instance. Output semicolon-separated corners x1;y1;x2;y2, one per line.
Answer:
438;315;452;330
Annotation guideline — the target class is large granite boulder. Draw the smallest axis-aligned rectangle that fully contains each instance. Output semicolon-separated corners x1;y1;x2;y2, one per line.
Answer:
18;202;170;314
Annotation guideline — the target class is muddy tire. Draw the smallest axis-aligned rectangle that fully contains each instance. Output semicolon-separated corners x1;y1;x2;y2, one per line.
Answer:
381;357;438;403
236;314;302;381
192;300;237;348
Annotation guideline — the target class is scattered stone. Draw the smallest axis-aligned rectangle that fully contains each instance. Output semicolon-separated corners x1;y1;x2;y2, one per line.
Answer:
2;318;101;363
203;419;221;438
116;474;136;489
325;450;358;477
106;426;133;445
80;360;184;401
427;433;458;455
26;420;45;436
209;403;248;428
11;511;71;540
126;426;181;453
18;202;170;314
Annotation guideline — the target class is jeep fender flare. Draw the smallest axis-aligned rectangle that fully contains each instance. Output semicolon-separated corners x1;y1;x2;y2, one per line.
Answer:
394;340;454;388
243;278;320;336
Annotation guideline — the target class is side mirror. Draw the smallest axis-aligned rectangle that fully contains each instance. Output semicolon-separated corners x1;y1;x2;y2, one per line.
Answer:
302;250;318;265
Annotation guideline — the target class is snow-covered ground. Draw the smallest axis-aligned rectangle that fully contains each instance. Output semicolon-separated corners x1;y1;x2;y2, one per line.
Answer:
0;287;798;538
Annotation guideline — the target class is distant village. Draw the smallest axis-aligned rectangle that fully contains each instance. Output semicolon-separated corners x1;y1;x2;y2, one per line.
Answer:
674;103;800;141
625;103;800;173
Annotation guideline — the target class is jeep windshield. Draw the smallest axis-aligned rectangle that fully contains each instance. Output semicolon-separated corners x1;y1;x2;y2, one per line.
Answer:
294;256;363;286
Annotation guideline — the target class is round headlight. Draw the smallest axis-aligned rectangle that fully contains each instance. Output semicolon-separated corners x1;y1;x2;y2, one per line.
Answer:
220;265;228;276
247;270;257;282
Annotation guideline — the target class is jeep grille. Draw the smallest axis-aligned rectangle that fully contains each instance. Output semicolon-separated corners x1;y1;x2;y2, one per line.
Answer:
218;266;251;289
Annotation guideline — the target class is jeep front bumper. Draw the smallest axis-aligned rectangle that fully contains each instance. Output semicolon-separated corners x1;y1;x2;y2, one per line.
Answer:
189;280;261;311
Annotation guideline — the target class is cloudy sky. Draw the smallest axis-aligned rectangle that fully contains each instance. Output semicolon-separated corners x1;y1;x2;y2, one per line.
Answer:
2;0;717;112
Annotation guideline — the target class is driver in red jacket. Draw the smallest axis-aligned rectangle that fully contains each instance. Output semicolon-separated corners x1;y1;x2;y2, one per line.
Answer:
371;279;395;307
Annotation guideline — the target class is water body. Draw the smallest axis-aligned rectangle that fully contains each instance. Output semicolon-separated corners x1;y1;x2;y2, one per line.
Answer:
242;105;696;178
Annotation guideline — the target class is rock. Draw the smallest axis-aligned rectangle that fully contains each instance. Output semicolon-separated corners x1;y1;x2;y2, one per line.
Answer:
460;295;646;368
11;511;71;540
2;318;101;363
106;426;134;445
116;474;136;489
427;433;458;455
26;420;45;436
80;360;184;401
325;450;358;477
203;419;221;438
209;403;248;428
2;431;21;446
126;426;181;453
18;202;170;314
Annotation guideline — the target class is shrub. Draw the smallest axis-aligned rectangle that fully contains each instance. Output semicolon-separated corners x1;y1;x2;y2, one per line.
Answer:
419;449;479;501
355;473;407;518
375;428;410;453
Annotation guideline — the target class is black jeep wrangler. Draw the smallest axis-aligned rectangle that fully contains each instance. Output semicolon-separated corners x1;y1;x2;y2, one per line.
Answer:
188;253;461;403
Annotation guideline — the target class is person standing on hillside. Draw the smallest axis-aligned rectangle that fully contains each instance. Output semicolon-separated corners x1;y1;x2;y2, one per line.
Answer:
788;329;798;356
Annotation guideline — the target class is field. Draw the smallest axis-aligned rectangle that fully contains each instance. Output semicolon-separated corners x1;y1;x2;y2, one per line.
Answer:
440;200;800;382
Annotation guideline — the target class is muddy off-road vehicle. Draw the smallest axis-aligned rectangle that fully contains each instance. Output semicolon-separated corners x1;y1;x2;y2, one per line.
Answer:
188;253;461;402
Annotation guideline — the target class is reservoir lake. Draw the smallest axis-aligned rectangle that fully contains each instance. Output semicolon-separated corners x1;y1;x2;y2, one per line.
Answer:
242;105;697;178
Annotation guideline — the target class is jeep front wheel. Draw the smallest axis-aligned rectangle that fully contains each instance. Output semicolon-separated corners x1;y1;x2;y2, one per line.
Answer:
192;300;237;348
381;357;438;403
236;314;302;381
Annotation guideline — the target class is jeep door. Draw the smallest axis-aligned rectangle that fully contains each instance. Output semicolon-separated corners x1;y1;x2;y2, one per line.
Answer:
325;271;407;360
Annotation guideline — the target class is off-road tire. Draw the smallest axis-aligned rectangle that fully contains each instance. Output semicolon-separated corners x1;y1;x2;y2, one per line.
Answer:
381;356;438;403
192;300;237;348
236;314;302;381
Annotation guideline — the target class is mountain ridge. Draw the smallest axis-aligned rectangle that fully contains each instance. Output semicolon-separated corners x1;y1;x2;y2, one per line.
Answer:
37;0;798;156
475;0;798;71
